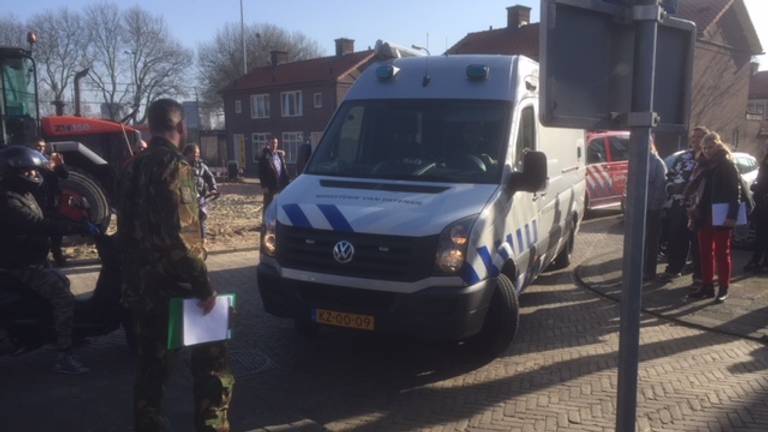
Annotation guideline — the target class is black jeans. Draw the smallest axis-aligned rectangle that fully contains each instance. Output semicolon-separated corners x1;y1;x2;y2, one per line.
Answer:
751;206;768;264
666;202;700;278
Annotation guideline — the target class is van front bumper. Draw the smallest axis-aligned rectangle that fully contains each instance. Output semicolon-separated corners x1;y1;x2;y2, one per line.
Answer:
256;263;496;341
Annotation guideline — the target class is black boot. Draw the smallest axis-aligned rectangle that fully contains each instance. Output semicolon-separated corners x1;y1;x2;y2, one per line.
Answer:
716;286;729;302
688;284;715;300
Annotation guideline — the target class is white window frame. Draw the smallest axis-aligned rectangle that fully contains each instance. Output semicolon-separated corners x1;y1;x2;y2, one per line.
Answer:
250;94;270;119
281;131;303;163
313;92;323;109
234;99;242;114
251;133;270;163
281;91;303;117
747;100;766;120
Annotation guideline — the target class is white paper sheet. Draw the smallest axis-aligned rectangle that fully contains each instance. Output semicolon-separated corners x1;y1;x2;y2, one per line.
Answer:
711;203;748;226
182;295;233;346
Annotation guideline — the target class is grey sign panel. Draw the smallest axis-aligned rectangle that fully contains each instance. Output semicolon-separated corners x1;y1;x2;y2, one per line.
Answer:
539;0;695;132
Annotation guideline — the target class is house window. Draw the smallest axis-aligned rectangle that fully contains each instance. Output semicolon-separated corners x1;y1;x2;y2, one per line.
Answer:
281;132;303;163
251;133;269;162
747;100;765;120
313;92;323;108
234;100;242;114
250;94;270;119
281;91;303;117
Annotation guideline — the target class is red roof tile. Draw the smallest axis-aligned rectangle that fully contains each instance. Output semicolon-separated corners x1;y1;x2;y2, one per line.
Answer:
447;0;751;58
447;24;539;59
222;50;375;92
750;71;768;99
676;0;734;34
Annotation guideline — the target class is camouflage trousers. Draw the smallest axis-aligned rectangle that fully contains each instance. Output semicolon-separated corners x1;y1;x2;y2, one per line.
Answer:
3;266;73;350
133;308;235;432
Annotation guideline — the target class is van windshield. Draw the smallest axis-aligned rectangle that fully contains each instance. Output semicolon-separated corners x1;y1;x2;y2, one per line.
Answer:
305;99;511;184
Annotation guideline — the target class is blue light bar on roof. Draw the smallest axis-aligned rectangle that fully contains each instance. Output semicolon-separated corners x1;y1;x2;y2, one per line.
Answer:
376;64;400;81
466;64;489;81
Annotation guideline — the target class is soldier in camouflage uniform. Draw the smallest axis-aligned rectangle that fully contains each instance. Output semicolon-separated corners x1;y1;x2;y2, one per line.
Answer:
117;99;234;432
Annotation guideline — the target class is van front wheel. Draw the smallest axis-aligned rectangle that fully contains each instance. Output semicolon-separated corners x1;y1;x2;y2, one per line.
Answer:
472;274;519;356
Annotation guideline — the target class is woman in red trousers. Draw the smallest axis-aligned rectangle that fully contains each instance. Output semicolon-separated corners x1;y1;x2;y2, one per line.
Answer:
686;132;741;302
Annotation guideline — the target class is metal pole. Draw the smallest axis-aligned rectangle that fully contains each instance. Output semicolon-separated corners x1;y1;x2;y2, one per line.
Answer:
615;0;659;431
240;0;247;75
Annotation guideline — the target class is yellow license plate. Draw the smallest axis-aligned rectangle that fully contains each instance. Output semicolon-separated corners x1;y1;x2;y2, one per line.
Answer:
314;309;375;331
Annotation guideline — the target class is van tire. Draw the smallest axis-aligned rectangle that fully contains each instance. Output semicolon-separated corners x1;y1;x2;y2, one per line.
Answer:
551;217;576;270
473;274;519;356
60;169;111;227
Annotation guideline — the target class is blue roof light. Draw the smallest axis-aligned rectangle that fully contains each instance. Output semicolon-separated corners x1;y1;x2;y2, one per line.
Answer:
466;64;489;81
376;64;400;81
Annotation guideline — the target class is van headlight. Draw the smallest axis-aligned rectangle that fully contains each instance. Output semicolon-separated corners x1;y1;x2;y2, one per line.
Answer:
435;215;477;274
262;202;278;257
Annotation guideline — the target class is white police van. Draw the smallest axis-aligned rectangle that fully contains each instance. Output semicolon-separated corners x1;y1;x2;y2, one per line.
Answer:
258;54;586;353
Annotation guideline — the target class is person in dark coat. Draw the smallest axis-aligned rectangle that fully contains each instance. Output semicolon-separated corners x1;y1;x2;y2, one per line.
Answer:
33;138;69;266
662;126;709;283
183;144;219;241
644;142;668;282
745;149;768;272
686;132;741;302
258;137;289;218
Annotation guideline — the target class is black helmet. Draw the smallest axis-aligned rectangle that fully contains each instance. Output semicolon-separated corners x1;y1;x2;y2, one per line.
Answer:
0;145;48;189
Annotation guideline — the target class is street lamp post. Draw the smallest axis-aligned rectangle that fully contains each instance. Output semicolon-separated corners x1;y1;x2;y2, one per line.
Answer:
240;0;247;75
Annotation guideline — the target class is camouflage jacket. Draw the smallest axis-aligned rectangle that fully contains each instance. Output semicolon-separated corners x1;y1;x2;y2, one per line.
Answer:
117;137;211;311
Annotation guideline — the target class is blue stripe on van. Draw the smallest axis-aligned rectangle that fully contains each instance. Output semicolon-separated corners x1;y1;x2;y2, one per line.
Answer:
516;229;524;254
317;204;354;233
498;245;510;261
506;234;516;256
525;224;532;247
532;219;539;244
461;263;481;285
477;246;499;278
282;204;312;229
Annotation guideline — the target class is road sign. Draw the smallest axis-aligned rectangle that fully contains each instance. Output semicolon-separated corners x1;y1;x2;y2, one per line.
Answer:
539;0;695;132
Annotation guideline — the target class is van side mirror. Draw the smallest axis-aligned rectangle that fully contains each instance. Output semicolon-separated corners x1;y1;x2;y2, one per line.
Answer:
297;143;313;174
508;151;548;192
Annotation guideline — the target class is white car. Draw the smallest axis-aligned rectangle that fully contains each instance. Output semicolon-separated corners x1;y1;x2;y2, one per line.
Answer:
665;150;759;190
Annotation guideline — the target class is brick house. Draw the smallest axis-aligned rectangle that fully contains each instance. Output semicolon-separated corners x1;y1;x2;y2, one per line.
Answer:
447;1;763;156
746;70;768;159
220;39;375;176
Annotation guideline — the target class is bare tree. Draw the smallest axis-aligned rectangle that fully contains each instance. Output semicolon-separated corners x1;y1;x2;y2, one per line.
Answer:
29;9;88;111
84;3;128;121
120;6;193;124
197;23;323;108
0;15;25;47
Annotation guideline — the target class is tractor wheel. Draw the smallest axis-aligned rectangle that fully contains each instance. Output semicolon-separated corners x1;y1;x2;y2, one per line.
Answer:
59;168;110;227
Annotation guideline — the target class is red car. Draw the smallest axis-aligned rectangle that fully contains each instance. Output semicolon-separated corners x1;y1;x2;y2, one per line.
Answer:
585;131;630;211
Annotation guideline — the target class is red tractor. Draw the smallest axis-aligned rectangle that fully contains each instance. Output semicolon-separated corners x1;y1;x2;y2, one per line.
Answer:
0;45;142;226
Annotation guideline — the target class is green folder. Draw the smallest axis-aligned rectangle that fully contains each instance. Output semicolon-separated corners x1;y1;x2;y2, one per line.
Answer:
167;294;236;350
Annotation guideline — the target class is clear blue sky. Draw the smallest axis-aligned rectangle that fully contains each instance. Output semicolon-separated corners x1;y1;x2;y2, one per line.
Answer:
8;0;767;68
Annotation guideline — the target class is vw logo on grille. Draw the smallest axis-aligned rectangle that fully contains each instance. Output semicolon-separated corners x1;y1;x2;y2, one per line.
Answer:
332;240;355;264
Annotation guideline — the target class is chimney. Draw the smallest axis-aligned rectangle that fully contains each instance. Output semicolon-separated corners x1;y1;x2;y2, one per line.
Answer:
507;5;531;28
335;38;355;56
270;50;287;67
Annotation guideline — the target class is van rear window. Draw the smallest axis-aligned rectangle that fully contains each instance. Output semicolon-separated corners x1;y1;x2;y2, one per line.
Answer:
306;99;511;184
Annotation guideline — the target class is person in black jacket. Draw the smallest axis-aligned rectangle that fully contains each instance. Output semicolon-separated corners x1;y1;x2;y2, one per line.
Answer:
0;145;93;373
33;138;69;266
686;133;741;302
183;144;219;241
745;150;768;272
258;137;289;218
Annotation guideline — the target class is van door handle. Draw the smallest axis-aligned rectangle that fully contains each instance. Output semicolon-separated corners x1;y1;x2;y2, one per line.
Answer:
532;192;546;201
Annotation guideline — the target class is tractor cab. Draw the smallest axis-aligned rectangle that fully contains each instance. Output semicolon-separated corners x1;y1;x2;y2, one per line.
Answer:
0;47;39;148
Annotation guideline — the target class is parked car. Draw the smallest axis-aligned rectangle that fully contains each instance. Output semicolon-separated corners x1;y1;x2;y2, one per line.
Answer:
585;131;629;211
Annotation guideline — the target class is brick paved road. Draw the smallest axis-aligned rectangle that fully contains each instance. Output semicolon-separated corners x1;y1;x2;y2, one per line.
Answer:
1;214;766;431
